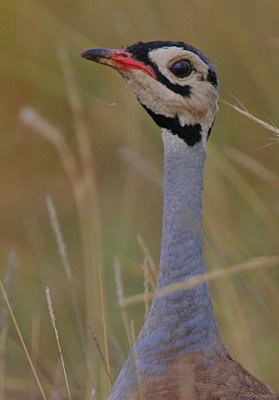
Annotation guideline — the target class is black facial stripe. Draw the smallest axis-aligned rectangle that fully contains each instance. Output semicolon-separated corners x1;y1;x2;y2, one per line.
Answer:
127;44;192;96
149;63;192;97
142;105;202;147
127;41;210;66
206;117;216;140
127;40;218;90
127;43;191;96
207;124;213;140
207;69;218;87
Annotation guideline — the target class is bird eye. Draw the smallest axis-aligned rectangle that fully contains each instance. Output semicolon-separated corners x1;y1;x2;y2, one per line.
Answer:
170;60;192;78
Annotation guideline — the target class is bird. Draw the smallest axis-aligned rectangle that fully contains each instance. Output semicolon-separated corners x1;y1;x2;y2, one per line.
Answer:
81;41;279;400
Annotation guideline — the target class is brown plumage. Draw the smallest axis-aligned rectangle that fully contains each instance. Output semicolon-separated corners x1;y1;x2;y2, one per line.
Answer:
118;351;278;400
146;355;278;400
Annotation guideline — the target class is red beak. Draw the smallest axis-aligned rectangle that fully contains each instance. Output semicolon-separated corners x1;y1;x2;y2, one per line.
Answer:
81;47;156;79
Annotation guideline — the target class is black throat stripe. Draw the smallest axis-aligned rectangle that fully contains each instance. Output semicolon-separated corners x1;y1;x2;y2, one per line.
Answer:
142;105;202;146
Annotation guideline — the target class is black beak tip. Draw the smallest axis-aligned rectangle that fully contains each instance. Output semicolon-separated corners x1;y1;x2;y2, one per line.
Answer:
80;47;112;61
80;49;94;60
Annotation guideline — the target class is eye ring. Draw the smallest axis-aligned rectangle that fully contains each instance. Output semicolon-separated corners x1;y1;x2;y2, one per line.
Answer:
170;60;192;78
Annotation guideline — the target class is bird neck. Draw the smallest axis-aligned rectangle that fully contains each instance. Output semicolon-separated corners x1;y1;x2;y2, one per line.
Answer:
158;129;206;288
136;129;224;375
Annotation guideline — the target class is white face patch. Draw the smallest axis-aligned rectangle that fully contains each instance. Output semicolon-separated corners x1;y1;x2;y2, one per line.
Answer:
127;70;189;118
120;46;219;146
148;47;210;86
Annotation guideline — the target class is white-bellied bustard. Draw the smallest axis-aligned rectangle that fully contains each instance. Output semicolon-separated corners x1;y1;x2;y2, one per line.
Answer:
81;41;278;400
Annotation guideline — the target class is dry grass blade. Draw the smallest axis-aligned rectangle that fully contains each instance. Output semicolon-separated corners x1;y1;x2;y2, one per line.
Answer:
208;143;276;232
142;256;150;320
222;99;279;135
225;147;279;185
114;258;132;349
47;195;95;387
130;320;144;400
87;321;112;388
138;234;157;320
97;264;112;392
177;361;194;400
58;46;101;238
31;311;41;374
0;252;18;399
0;252;18;333
137;234;157;288
49;193;94;374
118;147;163;187
47;196;73;281
0;276;47;400
20;105;99;385
58;48;104;389
58;45;102;263
119;256;279;308
46;287;72;400
19;106;84;203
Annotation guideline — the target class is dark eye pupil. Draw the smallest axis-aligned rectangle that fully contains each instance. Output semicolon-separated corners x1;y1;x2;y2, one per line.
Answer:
170;60;192;78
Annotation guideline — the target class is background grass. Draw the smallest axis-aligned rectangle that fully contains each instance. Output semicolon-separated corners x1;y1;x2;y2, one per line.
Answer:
1;0;279;398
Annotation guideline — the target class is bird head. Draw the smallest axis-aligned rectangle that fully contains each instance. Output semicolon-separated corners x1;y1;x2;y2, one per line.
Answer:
81;41;219;146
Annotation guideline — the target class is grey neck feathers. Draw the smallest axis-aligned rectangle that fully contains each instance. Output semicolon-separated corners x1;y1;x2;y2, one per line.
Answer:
135;129;224;375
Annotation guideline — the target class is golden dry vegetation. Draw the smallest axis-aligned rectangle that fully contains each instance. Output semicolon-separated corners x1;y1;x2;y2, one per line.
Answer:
1;1;279;399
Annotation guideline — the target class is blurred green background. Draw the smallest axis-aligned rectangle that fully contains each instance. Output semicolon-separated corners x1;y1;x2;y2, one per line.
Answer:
1;0;279;398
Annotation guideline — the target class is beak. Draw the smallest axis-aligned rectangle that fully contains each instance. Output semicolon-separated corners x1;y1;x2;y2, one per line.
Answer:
81;47;156;79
